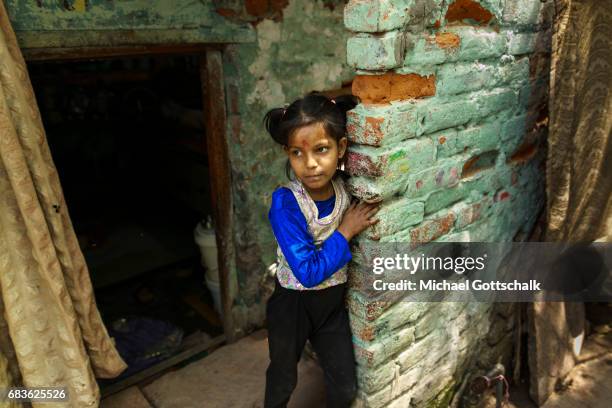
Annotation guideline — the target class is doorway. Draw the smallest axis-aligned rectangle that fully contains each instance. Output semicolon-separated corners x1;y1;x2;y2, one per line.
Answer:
26;48;233;394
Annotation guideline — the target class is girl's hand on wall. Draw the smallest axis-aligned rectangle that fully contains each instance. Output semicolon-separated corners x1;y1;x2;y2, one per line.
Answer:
337;200;380;241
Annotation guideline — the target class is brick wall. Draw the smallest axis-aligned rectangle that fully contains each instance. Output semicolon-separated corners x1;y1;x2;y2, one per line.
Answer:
343;0;552;406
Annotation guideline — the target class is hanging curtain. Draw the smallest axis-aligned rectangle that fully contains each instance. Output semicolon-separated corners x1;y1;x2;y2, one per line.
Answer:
0;2;126;407
530;0;611;405
545;0;612;242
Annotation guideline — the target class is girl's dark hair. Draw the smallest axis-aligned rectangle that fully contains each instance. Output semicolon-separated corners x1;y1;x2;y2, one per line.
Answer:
263;93;360;179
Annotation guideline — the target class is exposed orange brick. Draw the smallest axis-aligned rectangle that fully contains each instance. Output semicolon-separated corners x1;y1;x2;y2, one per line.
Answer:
509;142;538;164
366;301;386;321
355;345;375;365
365;116;384;127
410;213;456;247
352;73;436;104
455;199;489;229
216;8;238;18
462;155;481;178
495;190;511;202
245;0;269;16
359;326;375;341
434;32;461;49
365;116;384;141
346;150;385;177
462;151;497;178
445;0;494;26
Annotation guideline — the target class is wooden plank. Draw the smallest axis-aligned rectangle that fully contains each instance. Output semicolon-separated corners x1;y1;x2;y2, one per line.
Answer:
182;293;223;327
23;43;221;62
16;28;254;54
101;387;152;408
101;334;226;397
201;50;237;342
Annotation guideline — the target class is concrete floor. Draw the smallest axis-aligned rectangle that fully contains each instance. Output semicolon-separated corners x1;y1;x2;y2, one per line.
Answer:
102;330;325;408
479;327;612;408
540;327;612;408
102;328;612;408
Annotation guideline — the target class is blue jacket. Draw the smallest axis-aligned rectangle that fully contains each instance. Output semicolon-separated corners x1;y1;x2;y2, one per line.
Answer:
268;187;352;288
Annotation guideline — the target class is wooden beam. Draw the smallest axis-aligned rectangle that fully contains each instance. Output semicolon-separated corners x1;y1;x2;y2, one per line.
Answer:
201;50;237;342
23;44;223;62
16;27;255;55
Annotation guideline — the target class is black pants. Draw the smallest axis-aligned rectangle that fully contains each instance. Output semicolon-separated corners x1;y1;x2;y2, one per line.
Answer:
264;280;357;408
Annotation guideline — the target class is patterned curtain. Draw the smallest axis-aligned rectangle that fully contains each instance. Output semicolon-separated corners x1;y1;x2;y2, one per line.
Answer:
545;0;612;242
0;2;126;407
530;0;611;405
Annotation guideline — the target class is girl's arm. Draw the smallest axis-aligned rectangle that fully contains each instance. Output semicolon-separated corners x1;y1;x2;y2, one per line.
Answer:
269;189;351;288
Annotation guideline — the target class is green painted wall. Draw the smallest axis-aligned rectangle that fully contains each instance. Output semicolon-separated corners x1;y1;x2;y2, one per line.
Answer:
6;0;254;47
9;0;220;29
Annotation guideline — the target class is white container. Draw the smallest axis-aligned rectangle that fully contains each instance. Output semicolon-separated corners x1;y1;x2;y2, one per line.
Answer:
205;275;223;317
194;218;219;283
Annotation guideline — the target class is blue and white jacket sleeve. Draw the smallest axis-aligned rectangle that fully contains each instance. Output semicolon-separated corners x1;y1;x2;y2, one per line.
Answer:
268;188;352;288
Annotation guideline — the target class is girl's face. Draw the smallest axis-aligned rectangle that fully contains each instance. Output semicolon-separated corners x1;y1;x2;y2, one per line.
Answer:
284;122;347;198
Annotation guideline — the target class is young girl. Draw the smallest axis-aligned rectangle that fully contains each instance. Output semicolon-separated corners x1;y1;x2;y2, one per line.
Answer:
264;94;380;407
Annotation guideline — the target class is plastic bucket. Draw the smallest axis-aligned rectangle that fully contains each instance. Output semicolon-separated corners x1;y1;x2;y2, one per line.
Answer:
204;267;219;283
194;222;219;282
205;275;223;317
